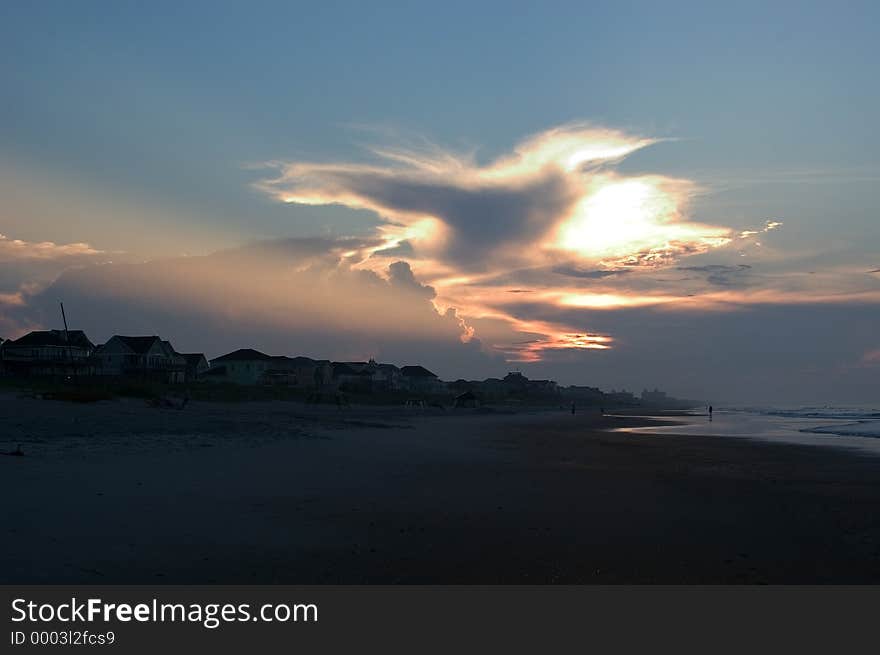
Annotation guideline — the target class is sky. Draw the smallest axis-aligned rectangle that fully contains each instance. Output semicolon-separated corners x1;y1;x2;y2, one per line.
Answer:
1;1;878;403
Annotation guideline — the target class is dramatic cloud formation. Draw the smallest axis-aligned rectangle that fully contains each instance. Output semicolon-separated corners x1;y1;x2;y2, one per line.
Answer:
253;124;813;359
256;124;731;270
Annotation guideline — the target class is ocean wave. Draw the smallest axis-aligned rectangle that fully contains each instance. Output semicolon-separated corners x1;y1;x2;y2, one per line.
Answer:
800;421;880;439
725;406;880;421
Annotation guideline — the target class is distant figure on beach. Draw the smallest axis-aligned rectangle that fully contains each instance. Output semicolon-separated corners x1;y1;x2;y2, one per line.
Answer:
708;405;713;421
571;401;576;415
600;407;605;415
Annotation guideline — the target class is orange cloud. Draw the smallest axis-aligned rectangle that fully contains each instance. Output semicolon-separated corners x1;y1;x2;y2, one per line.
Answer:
0;234;102;261
255;124;802;361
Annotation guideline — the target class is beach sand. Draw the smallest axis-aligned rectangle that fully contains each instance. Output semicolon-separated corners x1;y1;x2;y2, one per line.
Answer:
2;393;880;583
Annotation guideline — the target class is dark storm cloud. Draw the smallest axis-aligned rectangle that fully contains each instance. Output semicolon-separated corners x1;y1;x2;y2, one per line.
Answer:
551;266;632;279
387;260;436;299
676;264;753;287
294;168;576;267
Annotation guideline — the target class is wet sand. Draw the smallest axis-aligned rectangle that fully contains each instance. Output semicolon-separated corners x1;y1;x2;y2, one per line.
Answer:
3;393;880;583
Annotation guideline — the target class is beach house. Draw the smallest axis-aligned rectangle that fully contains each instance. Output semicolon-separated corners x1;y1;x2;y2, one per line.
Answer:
368;361;403;391
0;329;95;377
331;362;374;392
206;350;334;387
94;335;186;382
180;353;210;381
400;365;444;394
260;355;329;388
207;348;274;384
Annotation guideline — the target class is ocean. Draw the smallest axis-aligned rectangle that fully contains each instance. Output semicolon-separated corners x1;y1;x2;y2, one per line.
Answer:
616;405;880;455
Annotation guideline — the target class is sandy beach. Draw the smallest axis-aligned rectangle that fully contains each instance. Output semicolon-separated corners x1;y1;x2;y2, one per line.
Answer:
3;393;880;584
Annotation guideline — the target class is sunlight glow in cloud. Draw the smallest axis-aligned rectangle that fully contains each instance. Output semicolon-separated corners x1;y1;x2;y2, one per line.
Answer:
255;123;704;272
256;124;787;361
551;175;732;266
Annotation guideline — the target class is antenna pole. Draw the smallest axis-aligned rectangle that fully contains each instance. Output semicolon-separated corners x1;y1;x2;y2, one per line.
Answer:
60;302;76;380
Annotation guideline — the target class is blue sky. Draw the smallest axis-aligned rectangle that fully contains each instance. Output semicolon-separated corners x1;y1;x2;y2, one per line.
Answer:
1;1;878;402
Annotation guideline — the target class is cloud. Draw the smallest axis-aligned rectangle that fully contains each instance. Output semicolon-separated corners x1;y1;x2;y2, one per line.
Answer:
12;125;872;370
0;234;102;261
387;260;436;300
249;126;880;362
0;234;108;327
5;238;498;378
255;123;732;271
551;266;631;279
253;123;760;359
676;264;753;287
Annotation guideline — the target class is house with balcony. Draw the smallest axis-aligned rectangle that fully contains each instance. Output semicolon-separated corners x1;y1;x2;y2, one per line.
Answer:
0;329;95;377
94;335;186;383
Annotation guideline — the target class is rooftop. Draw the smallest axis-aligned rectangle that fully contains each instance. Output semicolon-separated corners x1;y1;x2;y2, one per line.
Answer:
211;348;272;362
7;329;94;350
400;365;438;378
114;335;163;354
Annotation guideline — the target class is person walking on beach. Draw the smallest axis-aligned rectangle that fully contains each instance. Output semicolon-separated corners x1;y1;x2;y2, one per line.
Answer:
708;405;713;421
571;401;576;415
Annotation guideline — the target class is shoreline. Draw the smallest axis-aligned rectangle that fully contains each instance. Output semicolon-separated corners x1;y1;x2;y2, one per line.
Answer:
613;408;880;458
3;395;880;583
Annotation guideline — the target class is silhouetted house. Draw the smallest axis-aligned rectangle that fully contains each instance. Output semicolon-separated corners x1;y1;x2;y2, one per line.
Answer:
447;379;472;395
262;355;331;388
478;377;505;399
453;390;479;408
180;353;210;381
338;359;403;391
527;379;559;395
207;348;273;384
641;388;669;405
312;360;334;388
502;371;529;392
500;371;559;398
94;335;185;382
261;356;297;386
206;350;333;387
561;385;605;404
369;361;403;391
161;340;188;381
331;362;373;392
0;329;95;377
400;365;444;394
606;389;638;405
284;357;317;385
